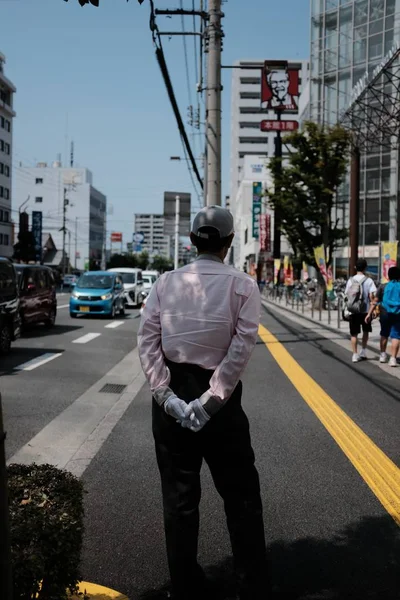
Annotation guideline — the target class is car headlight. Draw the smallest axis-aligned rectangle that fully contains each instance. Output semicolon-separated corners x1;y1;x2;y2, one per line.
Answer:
71;291;80;299
101;293;112;300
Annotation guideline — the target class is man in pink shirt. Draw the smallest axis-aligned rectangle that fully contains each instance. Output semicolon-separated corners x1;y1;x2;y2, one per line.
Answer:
138;206;267;600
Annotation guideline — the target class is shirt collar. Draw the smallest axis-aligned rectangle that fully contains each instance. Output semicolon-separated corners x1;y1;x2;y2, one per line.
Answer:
195;253;223;264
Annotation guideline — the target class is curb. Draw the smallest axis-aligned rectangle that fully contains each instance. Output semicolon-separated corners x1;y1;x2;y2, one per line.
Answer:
76;581;128;599
261;299;381;356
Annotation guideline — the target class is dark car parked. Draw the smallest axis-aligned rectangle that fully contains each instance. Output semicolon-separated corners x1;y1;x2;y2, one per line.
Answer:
15;265;57;329
0;257;21;354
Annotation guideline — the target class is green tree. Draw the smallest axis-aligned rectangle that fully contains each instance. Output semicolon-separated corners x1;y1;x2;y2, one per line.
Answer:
13;231;37;263
136;251;149;270
266;121;351;273
151;255;173;273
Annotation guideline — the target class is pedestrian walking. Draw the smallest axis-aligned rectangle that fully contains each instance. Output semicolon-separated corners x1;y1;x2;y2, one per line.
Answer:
365;279;390;363
344;259;377;363
367;266;400;367
138;206;267;600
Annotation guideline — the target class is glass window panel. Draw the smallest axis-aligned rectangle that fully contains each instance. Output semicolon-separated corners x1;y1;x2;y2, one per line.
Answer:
366;155;380;169
381;198;390;221
326;0;339;9
370;0;384;21
369;33;383;59
370;18;384;35
382;168;391;191
385;15;395;30
366;198;380;221
354;0;368;26
380;224;389;240
385;0;396;16
365;224;379;244
381;153;391;168
384;31;395;53
338;71;351;111
354;38;367;63
366;169;381;191
354;24;368;39
312;0;325;15
325;49;338;71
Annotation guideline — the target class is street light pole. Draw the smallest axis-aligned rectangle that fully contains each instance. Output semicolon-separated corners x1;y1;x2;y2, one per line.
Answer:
206;0;223;206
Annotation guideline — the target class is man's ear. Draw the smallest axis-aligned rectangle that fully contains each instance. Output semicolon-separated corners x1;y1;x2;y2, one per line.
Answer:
190;232;197;245
226;233;234;249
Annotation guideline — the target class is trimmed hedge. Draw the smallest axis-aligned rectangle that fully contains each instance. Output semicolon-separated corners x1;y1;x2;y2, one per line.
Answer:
7;463;85;600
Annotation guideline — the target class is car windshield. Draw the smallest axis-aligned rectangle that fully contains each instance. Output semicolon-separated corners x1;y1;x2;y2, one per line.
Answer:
143;275;153;285
120;273;135;284
77;274;114;289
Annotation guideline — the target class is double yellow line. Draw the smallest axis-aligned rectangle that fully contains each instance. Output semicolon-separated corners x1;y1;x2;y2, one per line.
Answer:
258;324;400;527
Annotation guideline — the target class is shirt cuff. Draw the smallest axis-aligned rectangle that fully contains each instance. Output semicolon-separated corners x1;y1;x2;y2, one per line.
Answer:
153;386;175;407
199;389;223;417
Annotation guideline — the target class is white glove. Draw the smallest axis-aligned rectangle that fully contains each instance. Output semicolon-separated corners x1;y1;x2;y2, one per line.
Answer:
183;399;210;433
164;396;193;426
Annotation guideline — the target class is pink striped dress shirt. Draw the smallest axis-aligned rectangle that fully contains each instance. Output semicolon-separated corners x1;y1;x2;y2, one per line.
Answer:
137;255;261;415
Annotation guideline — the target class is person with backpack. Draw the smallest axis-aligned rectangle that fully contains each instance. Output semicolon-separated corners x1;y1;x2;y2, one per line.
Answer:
345;259;377;363
366;266;400;367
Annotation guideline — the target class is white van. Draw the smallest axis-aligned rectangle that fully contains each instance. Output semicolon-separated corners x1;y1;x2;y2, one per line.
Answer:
107;268;144;307
142;270;159;292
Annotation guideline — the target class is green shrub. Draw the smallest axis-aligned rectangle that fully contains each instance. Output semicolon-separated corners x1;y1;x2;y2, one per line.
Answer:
7;463;85;600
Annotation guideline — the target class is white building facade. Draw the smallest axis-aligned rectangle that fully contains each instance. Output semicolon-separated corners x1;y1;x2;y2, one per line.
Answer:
229;59;309;268
133;213;171;258
0;52;16;258
14;164;106;271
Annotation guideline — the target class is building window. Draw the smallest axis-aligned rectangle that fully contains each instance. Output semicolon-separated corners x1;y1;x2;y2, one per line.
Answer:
0;210;3;221
369;33;383;60
4;188;9;200
35;196;43;203
0;234;3;244
240;77;261;85
4;143;10;155
240;92;261;100
3;234;9;246
4;211;9;222
35;178;43;184
244;228;248;245
0;140;3;152
5;165;9;177
239;137;268;144
0;186;3;198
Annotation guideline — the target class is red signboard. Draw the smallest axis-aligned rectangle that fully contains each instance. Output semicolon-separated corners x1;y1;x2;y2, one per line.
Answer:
260;120;299;132
261;60;300;113
259;214;271;252
111;232;122;243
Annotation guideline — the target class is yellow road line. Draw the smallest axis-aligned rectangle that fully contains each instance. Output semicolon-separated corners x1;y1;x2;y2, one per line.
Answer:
258;323;400;527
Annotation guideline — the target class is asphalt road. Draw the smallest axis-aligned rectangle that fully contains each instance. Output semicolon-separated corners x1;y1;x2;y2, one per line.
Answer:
3;299;400;600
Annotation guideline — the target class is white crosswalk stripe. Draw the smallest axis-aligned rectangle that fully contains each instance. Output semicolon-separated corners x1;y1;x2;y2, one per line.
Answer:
73;333;101;344
105;321;124;329
15;353;63;371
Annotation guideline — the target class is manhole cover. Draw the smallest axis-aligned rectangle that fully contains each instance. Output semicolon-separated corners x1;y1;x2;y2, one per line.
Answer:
99;383;127;394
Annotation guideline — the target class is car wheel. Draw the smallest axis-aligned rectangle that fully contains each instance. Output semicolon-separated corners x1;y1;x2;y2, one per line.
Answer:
70;312;77;319
0;323;12;355
45;308;57;328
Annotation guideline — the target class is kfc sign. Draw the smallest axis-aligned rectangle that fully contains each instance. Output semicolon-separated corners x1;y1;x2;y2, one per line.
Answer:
261;61;300;113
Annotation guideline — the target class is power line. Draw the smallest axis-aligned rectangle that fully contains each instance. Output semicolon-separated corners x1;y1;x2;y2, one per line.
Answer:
180;0;193;109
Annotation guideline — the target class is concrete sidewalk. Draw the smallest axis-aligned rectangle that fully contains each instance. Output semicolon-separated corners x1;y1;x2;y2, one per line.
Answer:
261;296;400;381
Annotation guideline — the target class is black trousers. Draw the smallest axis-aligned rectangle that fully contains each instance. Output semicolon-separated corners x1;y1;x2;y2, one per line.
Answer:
152;361;268;600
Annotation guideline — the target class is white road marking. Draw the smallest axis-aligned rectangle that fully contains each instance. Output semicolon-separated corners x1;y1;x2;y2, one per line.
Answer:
58;304;70;309
9;347;146;478
15;353;63;371
72;333;101;344
105;321;124;329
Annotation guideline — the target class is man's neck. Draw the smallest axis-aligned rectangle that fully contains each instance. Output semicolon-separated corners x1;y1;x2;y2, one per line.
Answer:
197;252;224;263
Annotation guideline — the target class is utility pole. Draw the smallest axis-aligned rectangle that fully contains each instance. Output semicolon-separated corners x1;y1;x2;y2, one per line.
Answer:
206;0;223;206
68;231;71;275
174;195;180;270
74;217;78;270
62;188;68;278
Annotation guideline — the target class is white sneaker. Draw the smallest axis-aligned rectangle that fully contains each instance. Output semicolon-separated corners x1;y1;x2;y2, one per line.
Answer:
380;352;388;363
352;353;361;363
389;357;398;367
359;349;367;360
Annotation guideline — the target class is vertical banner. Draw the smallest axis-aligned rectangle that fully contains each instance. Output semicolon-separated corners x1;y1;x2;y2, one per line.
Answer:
259;214;271;251
274;259;281;285
381;241;398;283
252;182;262;240
283;256;293;286
302;261;309;280
314;245;334;290
31;211;43;263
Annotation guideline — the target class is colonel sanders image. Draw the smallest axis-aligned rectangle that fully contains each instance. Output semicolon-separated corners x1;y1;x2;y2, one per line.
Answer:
263;67;298;111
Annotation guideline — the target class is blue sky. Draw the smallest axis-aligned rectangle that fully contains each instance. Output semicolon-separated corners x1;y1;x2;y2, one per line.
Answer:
1;0;310;244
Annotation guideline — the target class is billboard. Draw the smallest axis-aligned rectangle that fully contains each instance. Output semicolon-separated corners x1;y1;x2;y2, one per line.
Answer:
163;192;191;236
32;211;43;263
261;61;300;113
111;232;122;243
243;156;272;184
260;214;271;252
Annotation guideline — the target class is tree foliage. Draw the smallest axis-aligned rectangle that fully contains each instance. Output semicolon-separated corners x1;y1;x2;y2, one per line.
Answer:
266;121;352;269
151;255;173;273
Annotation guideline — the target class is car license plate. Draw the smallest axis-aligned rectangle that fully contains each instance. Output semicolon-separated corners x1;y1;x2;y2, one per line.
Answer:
80;306;90;313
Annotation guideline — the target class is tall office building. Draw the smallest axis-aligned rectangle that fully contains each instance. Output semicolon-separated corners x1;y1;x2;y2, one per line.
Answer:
0;52;16;257
229;59;309;268
310;0;400;273
14;164;106;271
133;213;171;258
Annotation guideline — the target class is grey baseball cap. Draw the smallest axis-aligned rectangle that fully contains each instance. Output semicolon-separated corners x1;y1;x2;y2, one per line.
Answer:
191;205;234;239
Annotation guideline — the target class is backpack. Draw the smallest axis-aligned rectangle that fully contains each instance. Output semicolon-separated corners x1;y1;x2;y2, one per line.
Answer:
345;276;367;314
382;280;400;314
